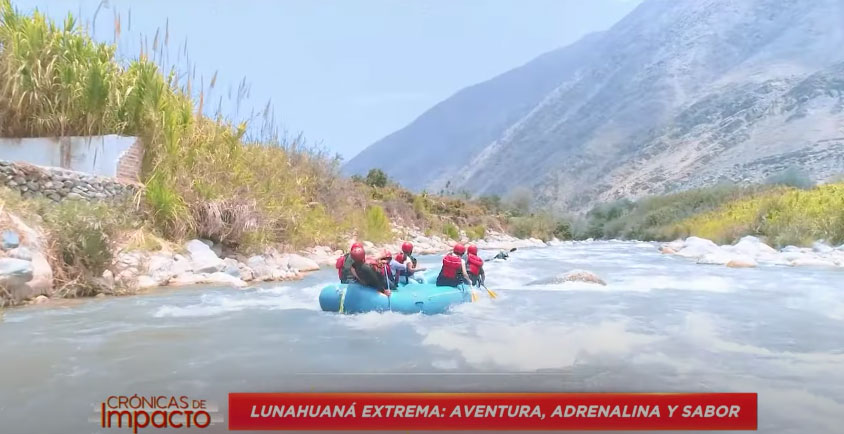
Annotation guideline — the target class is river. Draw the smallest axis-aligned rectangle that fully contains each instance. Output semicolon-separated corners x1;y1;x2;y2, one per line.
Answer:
0;241;842;433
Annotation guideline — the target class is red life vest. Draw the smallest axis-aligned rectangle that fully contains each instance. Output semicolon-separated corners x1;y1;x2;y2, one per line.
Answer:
441;254;463;279
335;255;345;280
467;254;484;276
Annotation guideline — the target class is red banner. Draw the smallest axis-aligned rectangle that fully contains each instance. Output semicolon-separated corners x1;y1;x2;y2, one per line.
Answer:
228;392;757;431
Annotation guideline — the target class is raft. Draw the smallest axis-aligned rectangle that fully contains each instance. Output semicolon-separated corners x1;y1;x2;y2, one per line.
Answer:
319;280;471;315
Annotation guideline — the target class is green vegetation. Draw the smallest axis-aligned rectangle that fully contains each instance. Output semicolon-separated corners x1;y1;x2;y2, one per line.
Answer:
361;205;391;243
578;184;771;240
442;222;459;240
579;182;844;247
0;187;139;295
0;2;511;254
672;183;844;246
364;168;389;188
465;225;486;241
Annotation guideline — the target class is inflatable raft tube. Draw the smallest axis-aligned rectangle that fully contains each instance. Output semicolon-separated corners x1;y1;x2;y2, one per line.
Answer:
319;282;471;315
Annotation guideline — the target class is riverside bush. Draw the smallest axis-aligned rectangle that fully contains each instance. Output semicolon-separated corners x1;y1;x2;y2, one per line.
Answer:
673;183;844;246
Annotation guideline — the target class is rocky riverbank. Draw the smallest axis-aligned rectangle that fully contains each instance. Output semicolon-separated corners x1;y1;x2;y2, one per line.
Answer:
660;236;844;268
0;212;548;307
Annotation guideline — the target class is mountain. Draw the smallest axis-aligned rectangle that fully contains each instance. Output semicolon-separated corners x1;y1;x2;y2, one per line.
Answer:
345;0;844;212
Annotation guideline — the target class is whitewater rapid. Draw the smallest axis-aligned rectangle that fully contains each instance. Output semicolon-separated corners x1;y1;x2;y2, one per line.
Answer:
0;241;842;433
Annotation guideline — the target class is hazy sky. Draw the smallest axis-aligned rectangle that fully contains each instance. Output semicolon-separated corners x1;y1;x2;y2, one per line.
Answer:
14;0;641;159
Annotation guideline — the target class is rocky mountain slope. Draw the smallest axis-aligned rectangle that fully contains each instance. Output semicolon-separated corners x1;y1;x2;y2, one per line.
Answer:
344;0;844;212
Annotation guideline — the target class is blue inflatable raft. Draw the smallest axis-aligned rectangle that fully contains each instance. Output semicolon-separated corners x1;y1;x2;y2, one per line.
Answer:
319;280;472;315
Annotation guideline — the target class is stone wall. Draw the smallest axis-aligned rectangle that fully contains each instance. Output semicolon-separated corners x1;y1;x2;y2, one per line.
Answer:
0;160;140;202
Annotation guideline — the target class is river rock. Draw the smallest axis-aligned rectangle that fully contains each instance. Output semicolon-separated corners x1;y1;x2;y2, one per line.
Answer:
812;241;834;254
0;258;33;284
730;236;777;257
168;273;204;286
247;255;273;280
2;229;20;249
675;237;721;259
205;272;247;288
136;275;159;290
0;258;34;302
726;257;758;268
7;246;32;261
285;254;320;272
31;295;49;304
238;263;255;282
527;270;606;286
147;253;177;285
222;258;242;277
26;252;53;296
659;246;677;254
696;251;734;265
102;270;115;289
185;239;224;273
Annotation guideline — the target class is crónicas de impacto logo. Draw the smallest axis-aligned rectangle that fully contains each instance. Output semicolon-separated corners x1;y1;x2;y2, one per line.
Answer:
94;395;222;433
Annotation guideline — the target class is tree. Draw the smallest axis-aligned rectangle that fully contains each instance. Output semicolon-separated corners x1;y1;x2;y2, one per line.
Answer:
365;168;388;188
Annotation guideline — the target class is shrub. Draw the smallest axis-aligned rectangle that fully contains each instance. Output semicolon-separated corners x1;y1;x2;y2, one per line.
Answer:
442;222;459;240
360;205;391;242
466;225;486;240
43;199;138;295
674;183;844;246
365;168;389;188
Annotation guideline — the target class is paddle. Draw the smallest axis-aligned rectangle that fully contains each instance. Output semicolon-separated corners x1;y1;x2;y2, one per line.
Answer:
481;283;497;299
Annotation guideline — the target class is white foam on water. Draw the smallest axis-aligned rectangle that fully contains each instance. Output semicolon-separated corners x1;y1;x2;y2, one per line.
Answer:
420;319;661;371
153;285;322;318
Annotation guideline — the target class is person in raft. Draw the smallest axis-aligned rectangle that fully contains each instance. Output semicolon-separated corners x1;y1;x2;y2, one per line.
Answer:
348;245;391;296
465;244;485;287
436;243;471;287
335;242;363;284
391;241;425;284
375;249;397;290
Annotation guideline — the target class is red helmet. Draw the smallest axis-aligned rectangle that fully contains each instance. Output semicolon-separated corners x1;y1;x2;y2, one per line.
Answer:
395;252;405;263
401;241;413;254
350;246;366;264
350;242;363;251
453;243;466;255
379;249;392;260
467;244;478;255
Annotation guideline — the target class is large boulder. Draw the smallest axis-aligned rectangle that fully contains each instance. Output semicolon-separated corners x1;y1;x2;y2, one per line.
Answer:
147;253;177;285
527;270;607;286
247;255;273;281
286;254;320;272
730;236;777;257
675;237;721;259
185;239;224;273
